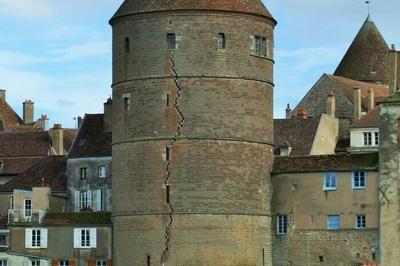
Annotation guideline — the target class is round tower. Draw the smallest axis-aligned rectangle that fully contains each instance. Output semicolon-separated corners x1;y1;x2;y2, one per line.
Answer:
110;1;276;265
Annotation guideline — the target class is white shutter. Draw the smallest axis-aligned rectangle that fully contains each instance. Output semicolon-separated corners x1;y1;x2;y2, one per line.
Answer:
250;36;255;53
74;191;80;212
41;229;48;248
40;260;48;266
90;228;97;248
87;190;92;209
25;229;32;248
23;260;30;266
73;228;81;248
96;189;102;211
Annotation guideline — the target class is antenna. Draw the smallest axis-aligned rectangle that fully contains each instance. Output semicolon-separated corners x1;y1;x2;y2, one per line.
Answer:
365;0;371;16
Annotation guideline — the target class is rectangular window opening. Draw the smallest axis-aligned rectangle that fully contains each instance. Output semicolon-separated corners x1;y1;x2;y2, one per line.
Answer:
125;37;130;53
80;167;87;179
147;255;151;266
277;215;288;235
319;256;324;262
352;171;366;189
217;33;226;49
356;214;366;229
327;215;340;230
96;260;107;266
59;261;69;266
166;94;170;107
166;147;170;161
24;199;32;218
124;97;129;111
98;166;106;178
363;132;372;146
253;36;268;57
167;33;176;49
375;132;379;146
323;172;337;191
166;185;170;204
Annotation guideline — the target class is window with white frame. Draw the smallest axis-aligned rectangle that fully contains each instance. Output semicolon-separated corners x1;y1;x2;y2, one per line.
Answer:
59;261;69;266
356;214;366;229
24;199;32;218
94;189;104;212
352;171;366;189
0;260;7;266
31;260;40;266
25;228;47;248
80;167;87;179
73;228;96;248
327;215;340;230
96;261;107;266
323;172;337;191
277;215;288;235
8;195;13;210
374;132;379;146
363;132;372;146
98;166;106;178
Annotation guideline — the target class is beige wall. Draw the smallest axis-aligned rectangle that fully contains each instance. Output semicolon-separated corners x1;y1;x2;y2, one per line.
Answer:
0;194;10;216
32;187;50;211
13;190;32;210
272;171;378;230
310;114;339;155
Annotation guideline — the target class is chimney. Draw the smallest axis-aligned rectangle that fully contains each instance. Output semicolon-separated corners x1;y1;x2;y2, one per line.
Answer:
23;100;34;124
353;86;362;121
367;89;375;112
104;97;113;133
326;91;336;117
51;124;64;155
296;108;308;119
0;90;5;103
389;44;398;94
285;104;292;119
39;114;50;131
77;116;83;129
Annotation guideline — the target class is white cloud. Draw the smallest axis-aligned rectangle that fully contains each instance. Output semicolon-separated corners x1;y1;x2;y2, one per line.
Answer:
48;41;111;61
0;0;55;19
0;50;46;67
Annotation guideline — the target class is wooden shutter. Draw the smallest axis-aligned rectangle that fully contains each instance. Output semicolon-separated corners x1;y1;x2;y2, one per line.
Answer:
90;228;97;248
88;259;96;266
96;189;102;211
74;191;80;212
51;260;58;266
25;228;32;248
69;260;76;266
107;260;112;266
73;228;81;248
41;228;48;248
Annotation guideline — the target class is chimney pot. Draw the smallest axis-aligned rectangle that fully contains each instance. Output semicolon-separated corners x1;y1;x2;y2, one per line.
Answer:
389;44;398;94
367;89;375;112
327;91;336;117
39;114;50;131
104;97;113;133
296;108;308;119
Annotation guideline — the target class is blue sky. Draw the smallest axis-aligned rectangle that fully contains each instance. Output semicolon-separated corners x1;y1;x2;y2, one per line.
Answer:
0;0;398;128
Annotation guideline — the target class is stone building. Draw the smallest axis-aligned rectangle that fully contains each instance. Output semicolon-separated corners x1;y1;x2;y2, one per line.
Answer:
67;112;112;213
110;0;276;265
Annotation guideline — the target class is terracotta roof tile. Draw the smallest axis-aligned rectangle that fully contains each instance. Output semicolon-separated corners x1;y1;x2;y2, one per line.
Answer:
274;118;320;156
334;16;390;84
327;75;389;110
0;156;66;192
42;212;111;226
111;0;275;23
0;132;50;157
0;157;43;175
0;100;23;131
350;108;380;128
272;153;378;174
68;114;111;158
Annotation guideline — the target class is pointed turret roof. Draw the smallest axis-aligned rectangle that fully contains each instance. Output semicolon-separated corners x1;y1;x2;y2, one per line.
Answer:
334;15;390;84
110;0;276;25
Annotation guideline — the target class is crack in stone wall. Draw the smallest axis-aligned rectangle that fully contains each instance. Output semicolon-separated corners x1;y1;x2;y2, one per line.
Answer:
161;56;185;265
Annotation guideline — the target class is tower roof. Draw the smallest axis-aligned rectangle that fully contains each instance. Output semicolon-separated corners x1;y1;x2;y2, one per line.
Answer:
110;0;276;24
334;15;390;84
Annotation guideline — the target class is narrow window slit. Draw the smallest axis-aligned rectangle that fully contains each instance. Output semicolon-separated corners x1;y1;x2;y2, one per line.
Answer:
166;94;170;107
166;147;170;161
147;255;151;266
125;37;130;53
166;185;170;204
167;33;176;49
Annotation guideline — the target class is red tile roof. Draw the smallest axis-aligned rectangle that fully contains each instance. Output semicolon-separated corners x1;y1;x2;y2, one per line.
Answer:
0;156;67;192
111;0;275;23
68;114;111;158
350;108;380;128
274;118;320;156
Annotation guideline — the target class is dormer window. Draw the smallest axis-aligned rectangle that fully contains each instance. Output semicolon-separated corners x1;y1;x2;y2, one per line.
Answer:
363;132;372;146
217;33;225;49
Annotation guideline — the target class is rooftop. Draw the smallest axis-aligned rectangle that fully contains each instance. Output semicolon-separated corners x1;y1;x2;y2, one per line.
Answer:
272;153;379;174
350;108;380;128
42;212;112;226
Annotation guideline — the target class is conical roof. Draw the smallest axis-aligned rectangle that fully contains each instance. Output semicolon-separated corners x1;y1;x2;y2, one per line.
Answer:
110;0;276;24
334;15;390;84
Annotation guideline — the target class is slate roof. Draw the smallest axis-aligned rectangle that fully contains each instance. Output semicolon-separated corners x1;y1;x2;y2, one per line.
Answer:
350;108;380;128
274;118;320;156
42;212;111;226
327;74;389;110
0;132;50;158
68;114;111;158
334;15;390;84
272;153;378;174
111;0;276;23
0;157;43;175
0;156;67;192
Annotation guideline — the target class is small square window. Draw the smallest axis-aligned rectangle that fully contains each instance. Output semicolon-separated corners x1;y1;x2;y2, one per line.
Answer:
327;215;340;230
352;172;366;190
167;33;176;49
96;261;107;266
277;215;287;235
356;214;366;229
363;132;372;146
80;168;87;179
323;172;337;191
98;166;106;178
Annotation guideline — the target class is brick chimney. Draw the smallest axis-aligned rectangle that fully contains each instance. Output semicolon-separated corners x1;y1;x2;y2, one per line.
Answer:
23;100;34;124
367;89;375;112
326;91;336;117
353;86;362;121
285;104;292;119
51;124;64;155
39;114;50;131
296;108;308;119
389;44;398;94
104;97;112;133
0;90;5;103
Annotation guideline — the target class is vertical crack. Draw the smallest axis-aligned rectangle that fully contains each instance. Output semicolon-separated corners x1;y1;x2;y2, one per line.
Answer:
161;56;185;265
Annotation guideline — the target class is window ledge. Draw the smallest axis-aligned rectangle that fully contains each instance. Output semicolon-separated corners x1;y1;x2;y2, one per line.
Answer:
323;188;337;191
352;187;366;190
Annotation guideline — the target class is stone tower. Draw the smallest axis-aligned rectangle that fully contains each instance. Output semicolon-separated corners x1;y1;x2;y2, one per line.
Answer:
110;1;276;265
